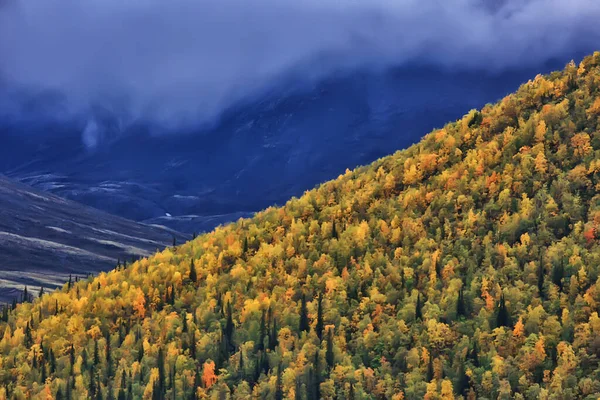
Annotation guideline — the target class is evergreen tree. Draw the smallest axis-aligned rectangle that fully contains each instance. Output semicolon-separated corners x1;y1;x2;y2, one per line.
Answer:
326;327;335;369
56;385;64;400
224;302;235;352
552;261;565;291
456;362;470;396
253;352;262;384
137;340;144;363
256;309;266;351
117;371;127;400
496;294;511;328
157;347;166;394
537;253;545;299
313;352;321;400
89;366;96;399
94;339;100;366
189;331;196;362
469;340;479;367
456;288;466;318
22;286;29;303
261;350;270;376
269;317;278;351
238;348;245;380
68;274;72;290
242;236;249;255
416;293;423;321
332;220;338;239
24;322;32;348
316;293;324;341
38;286;44;298
299;293;309;333
189;260;197;284
275;363;283;400
426;354;434;381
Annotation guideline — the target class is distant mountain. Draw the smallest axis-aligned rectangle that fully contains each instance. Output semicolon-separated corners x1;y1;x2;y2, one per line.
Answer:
0;175;185;303
0;65;559;233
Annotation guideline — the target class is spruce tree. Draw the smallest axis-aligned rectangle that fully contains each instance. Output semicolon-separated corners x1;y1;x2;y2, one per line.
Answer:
275;363;283;400
94;339;100;366
238;348;245;380
456;288;466;318
316;293;324;341
426;354;434;381
189;260;197;283
313;352;321;400
269;317;278;351
470;340;479;367
456;362;470;396
537;254;545;299
325;327;335;369
299;293;309;333
225;302;235;352
256;309;266;351
552;261;565;291
496;294;511;328
157;347;166;395
415;293;423;321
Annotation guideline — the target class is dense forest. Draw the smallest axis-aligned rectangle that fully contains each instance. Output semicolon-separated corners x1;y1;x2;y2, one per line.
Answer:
3;52;600;399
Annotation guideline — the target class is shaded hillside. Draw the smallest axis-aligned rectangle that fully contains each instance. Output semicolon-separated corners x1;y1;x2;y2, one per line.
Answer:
1;65;556;232
0;176;185;303
2;53;600;399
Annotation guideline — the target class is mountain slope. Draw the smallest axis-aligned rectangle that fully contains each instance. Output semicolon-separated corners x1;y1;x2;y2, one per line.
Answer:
0;175;185;303
2;53;600;399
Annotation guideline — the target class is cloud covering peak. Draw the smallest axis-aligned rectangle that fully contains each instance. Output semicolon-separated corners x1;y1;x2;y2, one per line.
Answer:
1;0;599;131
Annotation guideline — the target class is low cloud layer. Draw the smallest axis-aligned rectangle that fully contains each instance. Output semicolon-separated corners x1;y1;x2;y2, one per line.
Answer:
1;0;600;134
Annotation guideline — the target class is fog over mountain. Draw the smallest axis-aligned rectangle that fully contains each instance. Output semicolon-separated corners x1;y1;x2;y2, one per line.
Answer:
1;0;599;143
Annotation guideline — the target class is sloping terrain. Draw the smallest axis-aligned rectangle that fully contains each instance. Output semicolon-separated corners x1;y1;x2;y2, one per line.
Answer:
0;66;557;233
2;53;600;399
0;175;185;303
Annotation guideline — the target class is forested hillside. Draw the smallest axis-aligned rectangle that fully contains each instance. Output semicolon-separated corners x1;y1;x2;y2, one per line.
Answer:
3;52;600;399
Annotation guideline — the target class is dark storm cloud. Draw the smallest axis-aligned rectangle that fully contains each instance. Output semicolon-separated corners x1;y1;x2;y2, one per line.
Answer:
1;0;599;136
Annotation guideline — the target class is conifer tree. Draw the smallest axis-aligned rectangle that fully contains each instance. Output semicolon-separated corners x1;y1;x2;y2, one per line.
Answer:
496;294;511;328
416;293;423;321
325;327;335;369
552;261;565;291
256;309;266;351
456;288;466;318
275;363;283;400
157;347;166;395
469;340;479;367
299;293;309;333
316;293;324;341
537;253;545;299
269;317;278;351
189;260;197;284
